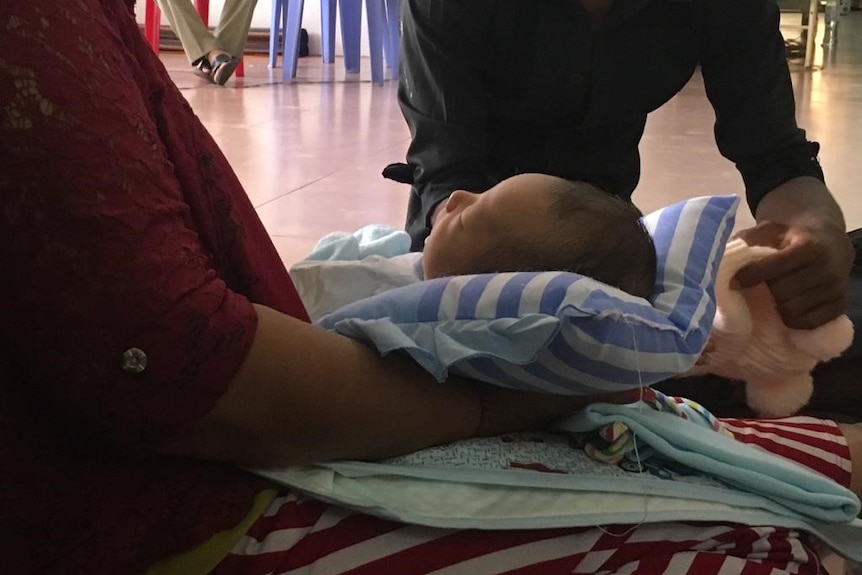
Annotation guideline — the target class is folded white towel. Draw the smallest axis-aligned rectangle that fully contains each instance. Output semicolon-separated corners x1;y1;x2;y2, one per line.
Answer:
684;238;854;417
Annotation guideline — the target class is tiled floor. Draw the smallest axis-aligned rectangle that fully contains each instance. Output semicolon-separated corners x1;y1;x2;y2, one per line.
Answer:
161;12;862;270
157;14;862;574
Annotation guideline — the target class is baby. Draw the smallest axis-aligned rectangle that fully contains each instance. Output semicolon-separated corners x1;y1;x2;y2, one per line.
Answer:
293;173;657;320
423;173;657;299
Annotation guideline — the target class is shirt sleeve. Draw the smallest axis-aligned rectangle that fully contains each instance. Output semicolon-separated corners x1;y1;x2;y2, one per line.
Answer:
0;0;267;450
700;0;824;212
399;0;500;247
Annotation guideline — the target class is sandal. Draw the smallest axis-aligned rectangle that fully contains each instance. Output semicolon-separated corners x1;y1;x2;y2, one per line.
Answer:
209;53;240;86
192;57;214;83
191;53;239;86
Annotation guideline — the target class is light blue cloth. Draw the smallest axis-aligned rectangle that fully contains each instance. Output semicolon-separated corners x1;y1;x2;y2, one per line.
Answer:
290;225;424;321
556;402;860;522
306;225;413;262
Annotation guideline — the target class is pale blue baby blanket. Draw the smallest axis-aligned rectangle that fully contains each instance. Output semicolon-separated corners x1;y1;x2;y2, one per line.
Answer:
253;402;862;560
305;224;414;262
555;403;859;522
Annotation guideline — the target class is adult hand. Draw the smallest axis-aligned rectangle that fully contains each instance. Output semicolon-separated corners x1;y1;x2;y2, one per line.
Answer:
732;220;854;329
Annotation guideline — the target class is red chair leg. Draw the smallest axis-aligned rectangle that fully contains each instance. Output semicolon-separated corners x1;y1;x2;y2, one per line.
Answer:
194;0;209;25
145;0;161;55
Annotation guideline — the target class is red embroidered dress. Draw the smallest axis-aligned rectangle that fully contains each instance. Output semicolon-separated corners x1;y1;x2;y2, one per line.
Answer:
0;0;309;572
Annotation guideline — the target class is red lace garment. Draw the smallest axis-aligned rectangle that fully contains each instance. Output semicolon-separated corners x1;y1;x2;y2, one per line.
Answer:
0;0;309;572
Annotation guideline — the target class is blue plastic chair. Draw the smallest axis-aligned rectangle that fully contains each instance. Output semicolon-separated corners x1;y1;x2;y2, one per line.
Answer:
320;0;401;78
269;0;397;85
382;0;400;79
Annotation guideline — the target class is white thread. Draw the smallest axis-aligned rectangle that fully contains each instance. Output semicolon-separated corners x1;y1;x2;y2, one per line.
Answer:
595;318;649;538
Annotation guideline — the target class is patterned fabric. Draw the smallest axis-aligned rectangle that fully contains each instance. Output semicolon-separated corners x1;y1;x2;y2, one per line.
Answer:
584;388;733;464
213;418;851;575
0;0;307;572
319;195;739;394
642;390;731;436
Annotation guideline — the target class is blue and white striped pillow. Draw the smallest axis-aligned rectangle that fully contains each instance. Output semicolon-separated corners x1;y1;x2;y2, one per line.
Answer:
319;195;740;394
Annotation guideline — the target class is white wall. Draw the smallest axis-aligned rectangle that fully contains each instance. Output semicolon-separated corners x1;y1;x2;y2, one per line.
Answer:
135;0;375;56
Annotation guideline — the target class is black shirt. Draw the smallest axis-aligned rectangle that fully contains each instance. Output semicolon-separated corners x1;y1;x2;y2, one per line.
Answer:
398;0;824;250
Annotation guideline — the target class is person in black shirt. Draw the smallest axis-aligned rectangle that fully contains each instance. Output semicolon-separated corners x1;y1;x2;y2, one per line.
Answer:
395;0;854;341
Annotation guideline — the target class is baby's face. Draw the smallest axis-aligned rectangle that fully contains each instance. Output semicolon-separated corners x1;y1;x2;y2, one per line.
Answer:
422;173;559;279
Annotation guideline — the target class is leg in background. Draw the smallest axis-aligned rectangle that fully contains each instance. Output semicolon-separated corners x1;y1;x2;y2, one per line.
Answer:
215;0;259;60
154;0;219;63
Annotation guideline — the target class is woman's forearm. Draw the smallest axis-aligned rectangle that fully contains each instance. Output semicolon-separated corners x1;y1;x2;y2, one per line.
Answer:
164;304;593;468
164;304;481;467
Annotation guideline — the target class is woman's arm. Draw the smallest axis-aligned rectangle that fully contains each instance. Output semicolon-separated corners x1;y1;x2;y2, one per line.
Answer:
164;304;598;468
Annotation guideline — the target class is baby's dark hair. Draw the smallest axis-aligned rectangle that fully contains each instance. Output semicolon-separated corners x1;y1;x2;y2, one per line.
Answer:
479;179;657;299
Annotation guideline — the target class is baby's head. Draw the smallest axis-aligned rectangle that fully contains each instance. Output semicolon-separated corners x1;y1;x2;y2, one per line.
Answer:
422;173;657;299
